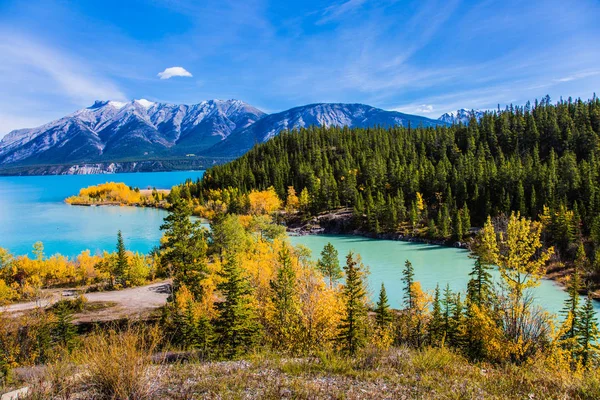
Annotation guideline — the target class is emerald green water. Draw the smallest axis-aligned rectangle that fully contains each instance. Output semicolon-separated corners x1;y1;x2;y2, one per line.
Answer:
0;172;596;317
290;234;592;316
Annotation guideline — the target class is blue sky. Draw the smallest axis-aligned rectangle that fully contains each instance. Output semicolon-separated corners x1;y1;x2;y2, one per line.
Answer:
1;0;599;136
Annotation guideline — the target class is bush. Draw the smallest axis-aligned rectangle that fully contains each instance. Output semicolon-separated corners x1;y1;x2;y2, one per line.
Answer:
79;326;163;399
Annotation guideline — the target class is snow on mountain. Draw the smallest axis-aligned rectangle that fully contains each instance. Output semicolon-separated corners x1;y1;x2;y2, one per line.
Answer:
209;103;448;156
0;99;266;166
0;100;447;171
438;109;485;125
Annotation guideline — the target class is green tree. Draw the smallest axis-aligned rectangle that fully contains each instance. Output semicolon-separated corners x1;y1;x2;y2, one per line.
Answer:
317;242;342;288
375;283;392;328
402;260;415;309
160;198;209;299
575;294;600;368
338;252;369;355
429;284;443;346
52;301;77;352
216;255;260;358
466;258;493;307
114;230;128;287
269;246;301;349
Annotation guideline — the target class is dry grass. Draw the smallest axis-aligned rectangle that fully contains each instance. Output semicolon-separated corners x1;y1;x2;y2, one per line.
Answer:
16;343;600;399
76;325;164;399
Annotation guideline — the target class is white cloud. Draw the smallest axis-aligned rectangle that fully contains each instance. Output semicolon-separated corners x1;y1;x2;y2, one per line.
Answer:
416;104;434;113
157;66;193;79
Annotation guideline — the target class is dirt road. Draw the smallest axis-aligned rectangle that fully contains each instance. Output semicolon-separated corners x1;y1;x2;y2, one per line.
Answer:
1;281;171;322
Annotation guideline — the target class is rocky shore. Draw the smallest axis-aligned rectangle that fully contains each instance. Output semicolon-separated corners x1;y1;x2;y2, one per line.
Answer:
285;208;470;249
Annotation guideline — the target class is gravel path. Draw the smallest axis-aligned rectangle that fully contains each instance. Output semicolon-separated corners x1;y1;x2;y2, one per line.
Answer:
1;281;171;322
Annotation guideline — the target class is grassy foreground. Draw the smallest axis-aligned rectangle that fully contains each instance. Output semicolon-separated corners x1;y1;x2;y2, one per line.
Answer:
9;329;599;400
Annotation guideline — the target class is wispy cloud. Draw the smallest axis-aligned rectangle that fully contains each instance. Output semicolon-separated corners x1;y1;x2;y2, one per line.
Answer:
554;70;600;83
0;32;125;135
317;0;368;24
0;34;125;102
157;66;193;79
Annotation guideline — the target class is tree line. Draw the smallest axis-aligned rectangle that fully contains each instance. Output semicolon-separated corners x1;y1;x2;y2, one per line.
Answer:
183;95;600;288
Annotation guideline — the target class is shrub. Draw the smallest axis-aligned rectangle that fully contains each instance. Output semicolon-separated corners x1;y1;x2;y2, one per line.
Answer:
79;326;163;399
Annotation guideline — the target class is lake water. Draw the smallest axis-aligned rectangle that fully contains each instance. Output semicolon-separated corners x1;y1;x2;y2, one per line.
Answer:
0;171;595;316
0;171;204;256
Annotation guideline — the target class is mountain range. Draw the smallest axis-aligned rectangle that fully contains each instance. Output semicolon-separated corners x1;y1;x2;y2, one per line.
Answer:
0;99;450;174
438;109;485;125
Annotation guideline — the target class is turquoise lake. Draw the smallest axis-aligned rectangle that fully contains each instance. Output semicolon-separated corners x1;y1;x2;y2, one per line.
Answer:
0;171;595;315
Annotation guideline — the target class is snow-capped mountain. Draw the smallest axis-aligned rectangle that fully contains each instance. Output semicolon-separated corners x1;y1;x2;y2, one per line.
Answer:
210;103;447;156
0;99;265;166
0;100;446;173
438;109;485;125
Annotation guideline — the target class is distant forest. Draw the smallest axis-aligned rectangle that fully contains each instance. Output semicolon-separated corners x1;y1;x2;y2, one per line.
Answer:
178;96;600;282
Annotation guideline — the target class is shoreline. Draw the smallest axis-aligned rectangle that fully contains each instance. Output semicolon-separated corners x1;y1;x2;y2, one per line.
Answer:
284;209;595;300
65;202;589;300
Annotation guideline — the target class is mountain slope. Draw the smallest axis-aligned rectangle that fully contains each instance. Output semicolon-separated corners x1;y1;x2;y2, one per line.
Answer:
0;99;265;167
208;103;447;156
0;100;447;174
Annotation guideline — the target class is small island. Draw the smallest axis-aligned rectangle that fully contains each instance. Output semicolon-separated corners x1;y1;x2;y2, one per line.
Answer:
65;182;169;208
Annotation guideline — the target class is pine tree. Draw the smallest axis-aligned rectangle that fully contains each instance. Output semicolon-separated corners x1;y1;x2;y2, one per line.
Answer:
448;293;465;348
52;301;77;352
575;294;600;368
160;198;209;299
402;260;415;309
338;252;368;355
441;284;453;344
429;284;443;346
317;242;342;288
270;246;301;349
115;230;128;288
216;255;260;358
375;283;392;328
561;261;582;342
466;258;493;307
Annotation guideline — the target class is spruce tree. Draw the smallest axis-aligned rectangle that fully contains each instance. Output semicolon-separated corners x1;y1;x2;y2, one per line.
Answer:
216;255;260;358
429;284;443;346
52;301;77;352
561;262;582;342
160;198;209;299
375;283;392;328
270;246;301;348
575;294;600;368
466;258;493;307
338;252;368;355
115;230;128;288
402;260;415;309
317;242;342;288
441;284;453;343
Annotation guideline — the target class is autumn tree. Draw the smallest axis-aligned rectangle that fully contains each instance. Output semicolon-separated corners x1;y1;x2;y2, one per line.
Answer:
285;186;300;214
248;187;281;215
475;213;554;361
